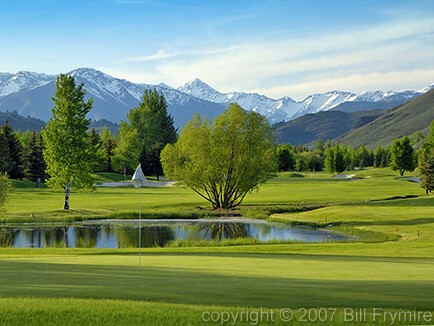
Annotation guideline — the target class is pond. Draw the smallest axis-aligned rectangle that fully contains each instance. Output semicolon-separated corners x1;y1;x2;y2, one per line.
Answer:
0;219;349;248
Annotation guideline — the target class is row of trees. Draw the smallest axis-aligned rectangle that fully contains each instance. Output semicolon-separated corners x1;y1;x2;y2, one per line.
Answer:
275;122;434;194
275;141;390;173
0;74;178;210
1;73;434;211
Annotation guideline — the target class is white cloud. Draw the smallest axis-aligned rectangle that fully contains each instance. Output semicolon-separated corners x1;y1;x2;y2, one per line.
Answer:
112;16;434;99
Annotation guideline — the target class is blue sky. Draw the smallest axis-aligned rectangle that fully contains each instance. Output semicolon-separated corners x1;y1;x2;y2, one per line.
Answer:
1;0;434;100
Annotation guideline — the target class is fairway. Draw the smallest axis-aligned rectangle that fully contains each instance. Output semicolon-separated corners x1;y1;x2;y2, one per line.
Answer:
1;169;434;325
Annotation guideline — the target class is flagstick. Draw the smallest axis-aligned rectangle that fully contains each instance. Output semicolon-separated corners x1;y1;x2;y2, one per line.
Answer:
138;185;142;267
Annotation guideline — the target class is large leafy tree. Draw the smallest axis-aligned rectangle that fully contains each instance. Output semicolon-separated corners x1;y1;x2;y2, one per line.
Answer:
115;88;177;179
389;136;416;176
42;74;95;210
0;120;24;179
418;148;434;195
161;103;276;210
275;144;295;171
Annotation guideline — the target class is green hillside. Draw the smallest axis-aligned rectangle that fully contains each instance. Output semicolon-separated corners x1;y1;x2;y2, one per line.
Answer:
0;111;45;131
335;88;434;149
275;110;381;145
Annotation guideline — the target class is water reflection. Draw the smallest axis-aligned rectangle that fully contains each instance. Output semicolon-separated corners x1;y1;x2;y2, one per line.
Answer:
198;222;248;241
0;220;349;248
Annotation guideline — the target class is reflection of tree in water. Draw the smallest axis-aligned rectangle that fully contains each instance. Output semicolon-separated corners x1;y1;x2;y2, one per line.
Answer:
75;226;98;248
199;222;248;241
117;225;175;248
0;229;13;247
43;227;68;247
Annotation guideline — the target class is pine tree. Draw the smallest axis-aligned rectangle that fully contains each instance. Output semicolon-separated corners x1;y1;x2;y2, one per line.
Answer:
42;74;95;210
23;131;46;182
119;88;177;180
419;149;434;195
100;127;117;172
0;120;24;179
0;132;12;174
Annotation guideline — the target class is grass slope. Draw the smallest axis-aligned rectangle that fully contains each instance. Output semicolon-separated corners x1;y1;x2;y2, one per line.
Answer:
275;110;381;146
335;88;434;148
1;168;434;325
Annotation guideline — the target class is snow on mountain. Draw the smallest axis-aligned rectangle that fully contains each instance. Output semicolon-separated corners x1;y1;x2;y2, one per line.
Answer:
178;78;432;122
346;89;420;103
0;68;225;128
178;79;300;123
0;71;55;97
0;68;432;128
290;91;355;119
419;83;434;93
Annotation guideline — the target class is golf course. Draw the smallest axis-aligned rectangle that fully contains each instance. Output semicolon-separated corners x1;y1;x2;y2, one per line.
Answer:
1;168;433;325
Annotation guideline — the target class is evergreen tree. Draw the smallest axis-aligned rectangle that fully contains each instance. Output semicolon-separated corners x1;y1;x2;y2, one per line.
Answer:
390;136;416;176
23;131;46;182
0;120;24;179
0;132;12;174
419;149;434;195
119;88;177;180
100;127;117;172
42;74;95;210
88;128;105;171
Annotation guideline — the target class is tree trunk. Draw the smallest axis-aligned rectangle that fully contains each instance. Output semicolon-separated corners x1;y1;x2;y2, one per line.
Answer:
64;184;70;210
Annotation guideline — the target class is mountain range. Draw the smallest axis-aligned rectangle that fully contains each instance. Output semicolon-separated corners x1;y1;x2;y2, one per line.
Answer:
1;67;433;129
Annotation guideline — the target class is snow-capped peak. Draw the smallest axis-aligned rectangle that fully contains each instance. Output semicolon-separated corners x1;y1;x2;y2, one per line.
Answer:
419;83;434;93
0;71;55;97
178;78;224;101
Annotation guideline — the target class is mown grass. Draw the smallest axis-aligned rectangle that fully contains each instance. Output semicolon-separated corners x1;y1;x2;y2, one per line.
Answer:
0;246;433;325
1;168;434;325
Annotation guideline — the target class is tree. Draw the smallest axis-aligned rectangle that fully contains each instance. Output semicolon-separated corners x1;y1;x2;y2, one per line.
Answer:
389;136;416;176
422;120;434;153
100;127;117;172
0;173;12;217
120;88;177;180
275;144;295;171
334;145;347;173
0;120;24;179
418;149;434;194
0;131;12;174
23;131;46;182
324;146;335;173
161;103;276;210
42;74;95;210
88;128;105;171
